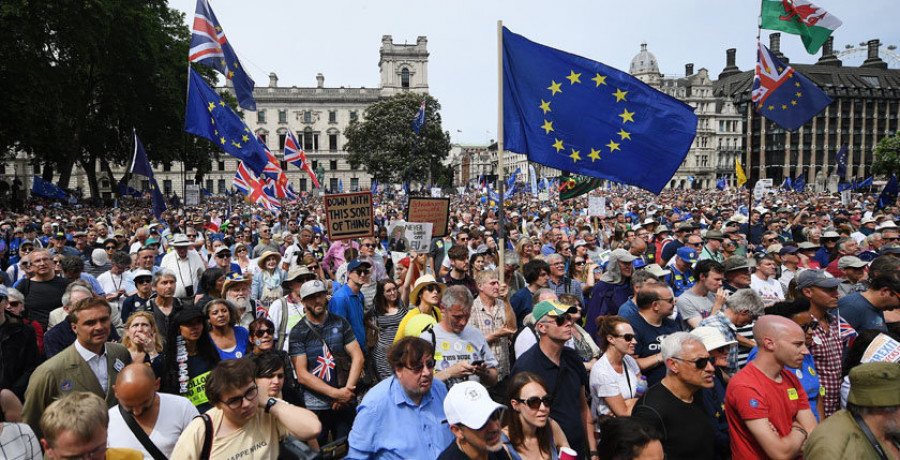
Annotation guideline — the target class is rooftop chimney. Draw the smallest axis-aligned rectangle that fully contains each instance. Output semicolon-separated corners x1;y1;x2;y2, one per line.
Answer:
268;72;278;87
769;33;788;63
316;73;324;88
861;39;888;69
816;36;842;67
685;63;694;76
718;48;741;79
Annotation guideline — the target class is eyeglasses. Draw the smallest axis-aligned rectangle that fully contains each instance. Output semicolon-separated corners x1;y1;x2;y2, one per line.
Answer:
656;297;675;304
515;395;553;410
224;385;259;410
423;284;441;293
560;246;571;251
362;243;375;248
254;328;274;338
216;253;232;258
105;246;117;250
614;333;637;342
20;247;33;253
404;359;436;373
354;269;371;276
8;301;21;307
801;321;819;332
58;443;107;460
671;356;712;370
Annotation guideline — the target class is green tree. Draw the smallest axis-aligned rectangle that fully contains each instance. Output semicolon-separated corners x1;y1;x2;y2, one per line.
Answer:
0;0;221;199
873;136;900;178
344;93;452;186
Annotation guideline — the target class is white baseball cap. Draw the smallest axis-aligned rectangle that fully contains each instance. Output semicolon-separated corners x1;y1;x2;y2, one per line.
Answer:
299;280;326;299
444;381;505;428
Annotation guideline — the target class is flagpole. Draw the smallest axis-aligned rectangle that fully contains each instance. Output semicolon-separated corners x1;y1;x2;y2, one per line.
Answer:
496;20;506;283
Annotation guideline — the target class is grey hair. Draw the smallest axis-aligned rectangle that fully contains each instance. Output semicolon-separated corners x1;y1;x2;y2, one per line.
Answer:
152;268;176;285
547;253;565;264
531;288;557;306
661;332;704;361
7;288;24;303
725;289;766;317
62;284;93;307
866;233;882;244
440;285;473;311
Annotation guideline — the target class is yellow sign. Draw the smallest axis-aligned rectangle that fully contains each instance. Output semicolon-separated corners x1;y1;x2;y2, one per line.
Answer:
186;371;211;407
787;388;799;401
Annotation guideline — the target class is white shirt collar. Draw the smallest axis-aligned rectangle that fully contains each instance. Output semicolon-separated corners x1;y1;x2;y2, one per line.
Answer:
74;339;106;362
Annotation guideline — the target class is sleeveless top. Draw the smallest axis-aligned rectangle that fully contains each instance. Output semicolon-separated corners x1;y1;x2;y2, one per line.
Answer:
501;431;559;460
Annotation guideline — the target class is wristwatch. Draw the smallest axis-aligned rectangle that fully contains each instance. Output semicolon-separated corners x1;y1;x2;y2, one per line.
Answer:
265;397;278;413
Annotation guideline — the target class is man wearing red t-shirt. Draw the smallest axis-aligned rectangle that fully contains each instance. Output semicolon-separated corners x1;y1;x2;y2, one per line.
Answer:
725;316;818;460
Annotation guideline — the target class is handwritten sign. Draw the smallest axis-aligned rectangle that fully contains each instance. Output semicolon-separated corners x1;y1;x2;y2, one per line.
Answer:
324;192;374;241
588;197;606;217
387;222;434;253
407;197;450;237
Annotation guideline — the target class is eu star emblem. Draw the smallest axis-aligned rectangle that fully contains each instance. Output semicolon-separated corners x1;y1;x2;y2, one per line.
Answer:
502;27;697;194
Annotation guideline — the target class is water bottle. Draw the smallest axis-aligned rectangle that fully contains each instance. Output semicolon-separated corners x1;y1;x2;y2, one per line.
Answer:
635;375;648;397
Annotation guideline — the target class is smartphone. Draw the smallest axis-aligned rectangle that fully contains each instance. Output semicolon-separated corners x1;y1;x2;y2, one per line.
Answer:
470;359;485;366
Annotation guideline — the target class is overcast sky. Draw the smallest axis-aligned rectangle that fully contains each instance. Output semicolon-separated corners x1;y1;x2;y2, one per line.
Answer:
170;0;899;145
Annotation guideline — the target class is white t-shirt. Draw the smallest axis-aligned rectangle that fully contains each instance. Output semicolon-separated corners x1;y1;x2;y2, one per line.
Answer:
422;324;497;389
108;393;199;460
97;271;136;312
589;353;641;417
750;275;785;306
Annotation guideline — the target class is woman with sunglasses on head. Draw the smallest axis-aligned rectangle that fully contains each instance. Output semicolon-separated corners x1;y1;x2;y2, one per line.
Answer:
516;237;537;271
365;279;409;381
232;243;254;278
746;298;823;421
568;255;598;300
502;371;570;460
247;319;304;407
590;315;643;423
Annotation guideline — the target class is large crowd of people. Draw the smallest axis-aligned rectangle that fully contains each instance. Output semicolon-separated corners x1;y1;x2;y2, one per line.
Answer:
0;186;898;459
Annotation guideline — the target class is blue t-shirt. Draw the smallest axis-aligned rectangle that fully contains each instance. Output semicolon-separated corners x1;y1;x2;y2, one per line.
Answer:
627;313;681;387
215;326;249;360
329;284;367;349
838;292;887;332
510;287;534;328
747;347;822;421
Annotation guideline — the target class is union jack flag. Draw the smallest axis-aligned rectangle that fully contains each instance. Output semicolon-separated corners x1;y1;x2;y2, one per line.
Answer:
188;0;256;110
751;42;831;131
232;162;253;195
838;313;858;349
235;161;278;211
412;96;426;134
284;131;320;188
312;344;335;381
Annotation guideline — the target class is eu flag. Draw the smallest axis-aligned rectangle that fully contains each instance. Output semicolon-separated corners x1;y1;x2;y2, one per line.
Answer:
31;176;66;200
793;173;806;192
877;175;898;210
148;178;168;219
502;27;697;194
185;69;268;176
835;145;847;179
131;131;154;179
752;43;832;131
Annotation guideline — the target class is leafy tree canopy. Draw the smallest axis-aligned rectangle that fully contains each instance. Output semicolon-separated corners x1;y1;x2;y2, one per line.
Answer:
873;136;900;179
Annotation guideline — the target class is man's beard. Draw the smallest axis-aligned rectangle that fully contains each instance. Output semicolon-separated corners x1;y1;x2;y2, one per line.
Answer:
229;296;252;315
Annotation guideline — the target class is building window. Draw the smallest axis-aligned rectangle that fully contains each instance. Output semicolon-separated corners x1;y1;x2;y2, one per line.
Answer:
311;160;318;171
304;128;314;150
299;178;307;191
280;161;287;170
329;111;337;124
330;160;338;170
218;179;226;194
278;134;286;150
329;178;338;191
257;111;266;124
206;179;213;191
163;163;171;172
141;180;150;191
163;180;172;194
277;110;287;124
350;178;359;190
401;68;410;88
304;111;312;123
350;111;358;121
258;134;267;146
329;134;338;151
218;161;225;171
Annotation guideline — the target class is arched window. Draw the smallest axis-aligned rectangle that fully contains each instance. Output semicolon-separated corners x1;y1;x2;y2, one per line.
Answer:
401;68;410;88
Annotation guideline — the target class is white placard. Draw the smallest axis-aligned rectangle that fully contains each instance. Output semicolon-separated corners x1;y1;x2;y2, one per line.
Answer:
538;192;549;201
387;222;434;253
841;190;851;207
588;197;606;217
431;187;442;198
185;185;200;206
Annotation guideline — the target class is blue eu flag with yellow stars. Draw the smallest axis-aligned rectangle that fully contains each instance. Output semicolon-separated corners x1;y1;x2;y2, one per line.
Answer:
502;27;697;194
185;68;268;176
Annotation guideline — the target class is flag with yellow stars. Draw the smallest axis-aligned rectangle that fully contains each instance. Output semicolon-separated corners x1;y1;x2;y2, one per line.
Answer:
502;27;697;194
751;43;832;131
185;68;268;176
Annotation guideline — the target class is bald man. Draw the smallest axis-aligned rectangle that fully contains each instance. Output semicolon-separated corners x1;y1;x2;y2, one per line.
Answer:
724;316;818;460
107;364;198;459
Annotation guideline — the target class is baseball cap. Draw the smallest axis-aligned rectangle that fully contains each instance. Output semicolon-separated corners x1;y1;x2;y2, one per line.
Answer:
347;259;372;272
779;246;799;256
837;256;868;270
299;280;327;299
214;246;232;256
677;247;698;264
847;362;900;407
642;263;671;278
795;269;842;289
444;381;506;429
532;300;577;322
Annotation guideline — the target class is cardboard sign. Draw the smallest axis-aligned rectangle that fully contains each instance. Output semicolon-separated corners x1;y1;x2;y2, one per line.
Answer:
588;197;606;217
387;222;434;253
323;192;374;241
407;197;450;238
862;333;900;364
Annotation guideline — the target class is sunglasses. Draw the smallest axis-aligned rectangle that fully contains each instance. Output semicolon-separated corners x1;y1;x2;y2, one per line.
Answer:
574;261;586;266
254;328;274;338
135;278;152;285
548;313;572;327
361;243;375;248
404;359;436;373
423;284;441;293
216;253;232;258
236;248;248;253
186;234;197;238
105;246;117;250
801;321;819;332
671;356;712;370
354;269;371;276
515;395;553;410
614;333;637;342
8;301;21;307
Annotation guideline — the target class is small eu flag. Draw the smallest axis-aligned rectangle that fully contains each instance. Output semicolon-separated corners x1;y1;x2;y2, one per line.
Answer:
835;145;847;179
752;43;832;131
185;69;268;176
877;175;898;210
793;173;806;192
502;27;697;194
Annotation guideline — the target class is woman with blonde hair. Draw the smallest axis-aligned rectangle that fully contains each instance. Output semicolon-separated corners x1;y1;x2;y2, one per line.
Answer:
252;250;285;309
123;311;164;368
516;237;537;269
232;242;254;278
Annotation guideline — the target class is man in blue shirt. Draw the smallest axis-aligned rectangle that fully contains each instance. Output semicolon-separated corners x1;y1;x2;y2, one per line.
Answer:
329;258;370;349
627;283;682;387
837;273;900;332
509;260;550;328
347;337;454;459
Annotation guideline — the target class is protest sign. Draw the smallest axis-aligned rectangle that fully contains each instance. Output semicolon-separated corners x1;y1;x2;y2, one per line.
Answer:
323;191;373;240
407;197;450;237
387;222;434;253
588;197;606;217
862;333;900;364
431;187;442;197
